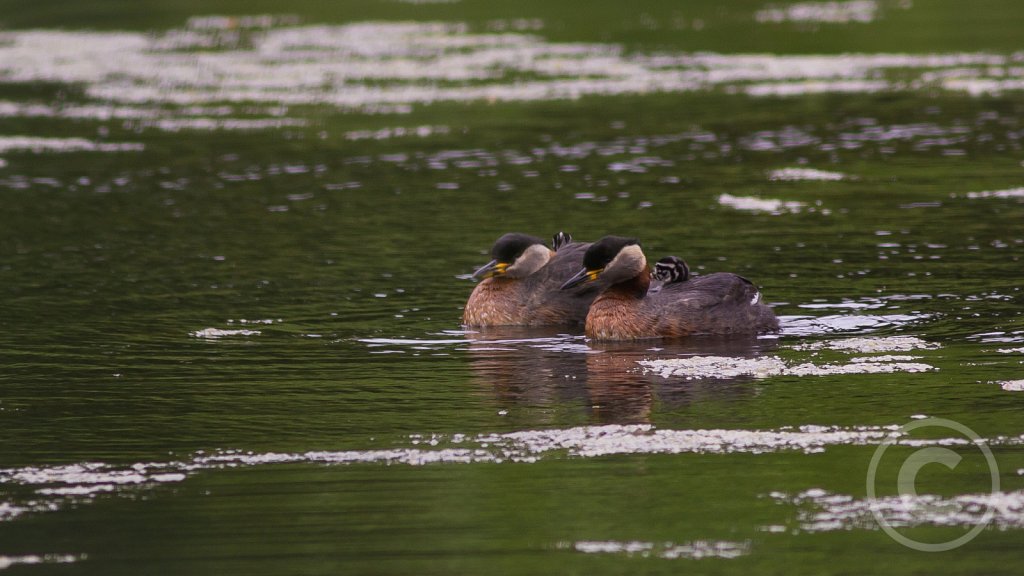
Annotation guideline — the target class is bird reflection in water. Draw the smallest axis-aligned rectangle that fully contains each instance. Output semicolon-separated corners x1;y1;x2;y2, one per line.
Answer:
463;327;779;425
463;326;591;426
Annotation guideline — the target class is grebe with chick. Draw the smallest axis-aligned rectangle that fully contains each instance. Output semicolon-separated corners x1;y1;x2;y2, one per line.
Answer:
561;236;779;340
463;232;602;327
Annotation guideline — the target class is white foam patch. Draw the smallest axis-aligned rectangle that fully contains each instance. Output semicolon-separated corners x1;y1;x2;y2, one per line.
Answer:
139;118;307;131
2;462;189;488
997;347;1024;354
0;554;80;571
792;336;939;352
768;167;847;181
965;187;1024;200
190;328;261;338
4;424;882;522
784;361;934;375
641;336;938;379
999;380;1024;392
778;313;930;335
849;354;921;363
344;125;450;141
798;301;882;310
639;356;787;379
0;136;144;154
0;100;192;120
0;502;31;521
746;79;889;96
185;14;302;30
489;424;916;457
946;79;1024;96
38;484;119;496
639;355;934;379
756;0;878;24
717;193;805;213
226;318;279;325
569;539;750;559
771;488;1024;533
0;100;303;132
6;423;1024;524
968;330;1024;344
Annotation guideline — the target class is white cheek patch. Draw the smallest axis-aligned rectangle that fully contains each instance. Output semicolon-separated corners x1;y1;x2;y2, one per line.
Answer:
506;244;552;277
604;244;647;282
751;291;761;305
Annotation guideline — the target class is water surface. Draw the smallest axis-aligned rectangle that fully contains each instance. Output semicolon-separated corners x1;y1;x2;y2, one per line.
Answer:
2;1;1024;573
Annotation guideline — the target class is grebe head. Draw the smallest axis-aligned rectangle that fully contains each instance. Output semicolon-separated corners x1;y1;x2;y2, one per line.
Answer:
649;256;690;293
560;235;645;289
472;232;553;280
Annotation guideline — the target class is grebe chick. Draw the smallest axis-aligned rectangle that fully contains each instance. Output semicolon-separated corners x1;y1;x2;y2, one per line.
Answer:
552;231;574;251
648;256;689;294
560;236;779;340
463;232;602;327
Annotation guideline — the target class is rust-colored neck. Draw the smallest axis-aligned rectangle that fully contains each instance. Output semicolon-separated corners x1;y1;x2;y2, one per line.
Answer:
604;266;651;300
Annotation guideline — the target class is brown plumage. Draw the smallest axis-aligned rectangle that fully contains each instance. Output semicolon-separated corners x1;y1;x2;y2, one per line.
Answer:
561;236;779;340
463;233;603;327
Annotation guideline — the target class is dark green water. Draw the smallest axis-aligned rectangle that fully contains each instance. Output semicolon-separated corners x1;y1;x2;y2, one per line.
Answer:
2;1;1024;573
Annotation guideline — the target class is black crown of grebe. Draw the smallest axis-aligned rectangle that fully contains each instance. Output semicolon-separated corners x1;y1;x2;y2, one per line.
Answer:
562;235;643;291
463;231;603;327
470;233;551;280
561;235;778;340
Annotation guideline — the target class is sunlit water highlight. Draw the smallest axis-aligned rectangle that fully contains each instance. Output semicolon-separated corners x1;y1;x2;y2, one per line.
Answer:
2;19;1024;138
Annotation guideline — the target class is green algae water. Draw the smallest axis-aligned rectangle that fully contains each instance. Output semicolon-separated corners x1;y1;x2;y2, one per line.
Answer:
2;1;1024;573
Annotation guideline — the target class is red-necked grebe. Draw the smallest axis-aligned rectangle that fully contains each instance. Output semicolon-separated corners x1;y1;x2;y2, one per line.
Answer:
463;232;603;327
561;236;779;340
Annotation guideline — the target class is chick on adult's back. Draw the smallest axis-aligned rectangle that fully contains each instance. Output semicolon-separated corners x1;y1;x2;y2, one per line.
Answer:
463;232;600;327
561;236;778;340
648;255;690;294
